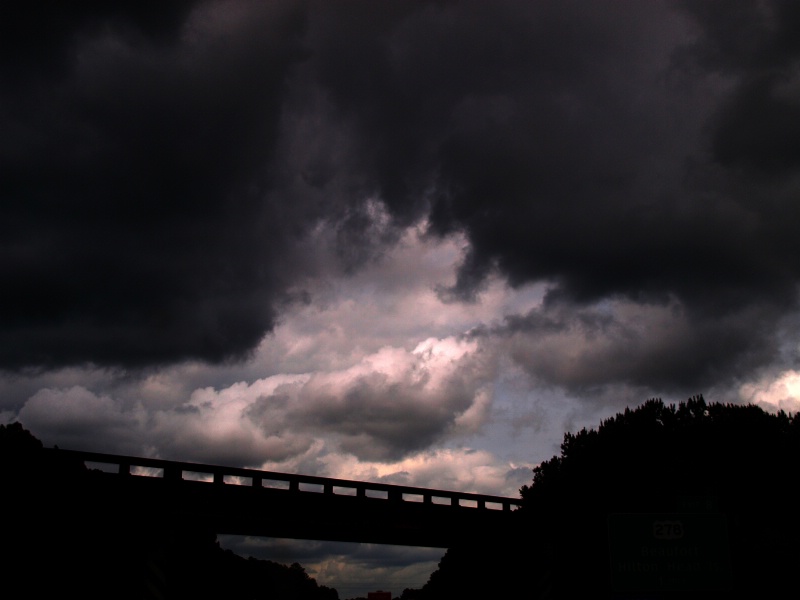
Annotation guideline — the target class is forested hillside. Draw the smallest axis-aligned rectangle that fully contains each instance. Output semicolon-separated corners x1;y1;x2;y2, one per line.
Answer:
401;396;800;599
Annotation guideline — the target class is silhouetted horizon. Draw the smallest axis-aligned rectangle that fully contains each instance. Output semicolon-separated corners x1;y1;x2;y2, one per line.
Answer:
5;395;799;598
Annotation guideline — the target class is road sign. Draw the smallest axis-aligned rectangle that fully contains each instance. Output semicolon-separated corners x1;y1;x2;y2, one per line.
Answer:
607;512;732;593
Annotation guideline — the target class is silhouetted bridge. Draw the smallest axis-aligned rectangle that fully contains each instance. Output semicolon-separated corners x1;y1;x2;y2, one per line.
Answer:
43;448;523;548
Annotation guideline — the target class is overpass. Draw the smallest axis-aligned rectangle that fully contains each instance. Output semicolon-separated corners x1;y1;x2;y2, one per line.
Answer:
42;448;523;548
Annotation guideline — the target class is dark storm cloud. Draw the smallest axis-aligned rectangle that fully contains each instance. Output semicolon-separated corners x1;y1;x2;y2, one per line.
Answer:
682;0;800;174
484;299;785;394
298;0;800;391
4;0;800;385
417;1;798;316
1;1;312;369
302;0;800;329
0;0;199;81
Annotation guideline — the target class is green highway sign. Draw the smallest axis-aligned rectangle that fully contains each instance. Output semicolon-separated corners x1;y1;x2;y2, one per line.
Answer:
607;512;732;593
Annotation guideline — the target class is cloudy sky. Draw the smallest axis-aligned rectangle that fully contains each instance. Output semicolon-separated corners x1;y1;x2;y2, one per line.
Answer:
3;0;800;596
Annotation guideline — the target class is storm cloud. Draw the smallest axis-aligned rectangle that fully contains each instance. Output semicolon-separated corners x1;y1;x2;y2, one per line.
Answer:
3;0;800;388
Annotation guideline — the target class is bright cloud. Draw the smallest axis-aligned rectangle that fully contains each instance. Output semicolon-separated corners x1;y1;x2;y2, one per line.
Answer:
739;370;800;414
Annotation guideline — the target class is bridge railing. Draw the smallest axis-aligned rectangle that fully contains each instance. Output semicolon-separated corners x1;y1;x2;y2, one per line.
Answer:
43;448;523;512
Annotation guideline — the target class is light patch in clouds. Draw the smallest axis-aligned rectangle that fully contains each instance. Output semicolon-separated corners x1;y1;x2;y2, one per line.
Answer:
149;375;316;466
252;223;546;377
257;336;496;462
739;369;800;414
11;348;531;493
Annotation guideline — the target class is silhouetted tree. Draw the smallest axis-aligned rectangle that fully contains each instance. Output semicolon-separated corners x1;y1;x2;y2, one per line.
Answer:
1;423;339;600
407;396;800;599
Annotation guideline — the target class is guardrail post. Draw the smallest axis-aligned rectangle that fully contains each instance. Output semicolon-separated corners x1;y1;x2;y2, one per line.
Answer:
164;466;181;482
213;471;224;485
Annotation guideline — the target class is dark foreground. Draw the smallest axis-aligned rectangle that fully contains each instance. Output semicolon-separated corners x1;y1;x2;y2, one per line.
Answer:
4;396;799;599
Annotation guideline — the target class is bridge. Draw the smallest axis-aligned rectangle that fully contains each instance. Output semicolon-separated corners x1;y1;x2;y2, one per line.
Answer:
41;448;523;549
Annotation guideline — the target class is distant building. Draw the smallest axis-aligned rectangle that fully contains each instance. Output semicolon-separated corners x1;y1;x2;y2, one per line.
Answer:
367;591;392;600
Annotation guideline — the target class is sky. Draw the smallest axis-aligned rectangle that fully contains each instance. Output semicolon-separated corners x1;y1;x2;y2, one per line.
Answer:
3;0;800;597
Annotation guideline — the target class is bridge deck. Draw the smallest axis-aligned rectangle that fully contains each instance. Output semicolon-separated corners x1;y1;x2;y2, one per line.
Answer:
42;448;524;547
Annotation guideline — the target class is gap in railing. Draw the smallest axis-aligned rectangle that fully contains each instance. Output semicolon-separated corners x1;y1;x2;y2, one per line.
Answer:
365;489;388;500
431;496;451;505
299;482;324;493
262;479;291;490
485;501;503;511
333;485;358;496
85;461;119;474
402;493;424;503
459;499;478;508
224;475;252;486
131;465;164;477
184;470;213;482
